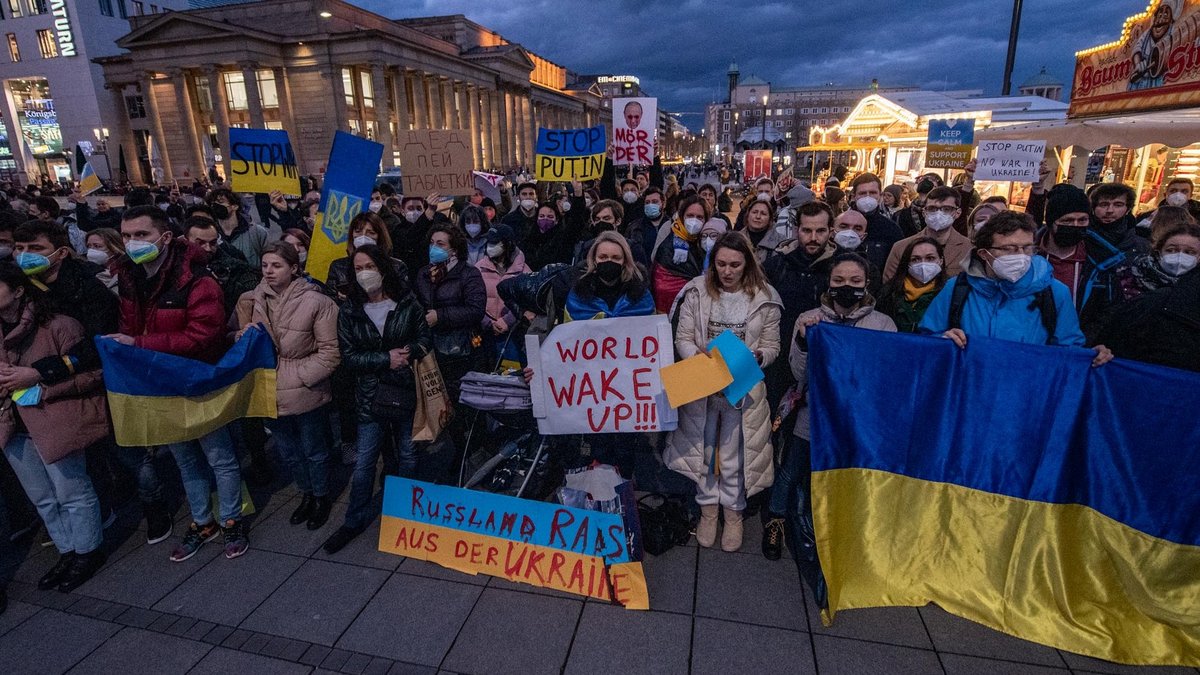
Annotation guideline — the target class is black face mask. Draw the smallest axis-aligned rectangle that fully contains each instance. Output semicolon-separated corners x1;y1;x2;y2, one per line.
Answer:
595;260;623;284
1052;225;1087;247
211;204;231;220
829;284;866;308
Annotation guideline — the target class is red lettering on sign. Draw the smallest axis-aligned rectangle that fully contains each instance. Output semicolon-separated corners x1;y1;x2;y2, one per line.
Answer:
632;367;652;401
549;509;574;548
599;369;625;402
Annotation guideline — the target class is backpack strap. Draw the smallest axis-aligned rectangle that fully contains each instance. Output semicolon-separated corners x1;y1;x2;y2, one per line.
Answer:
1034;287;1059;346
947;272;972;330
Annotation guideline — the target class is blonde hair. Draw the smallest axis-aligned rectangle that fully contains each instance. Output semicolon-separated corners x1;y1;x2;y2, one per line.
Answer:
704;231;769;299
585;231;642;285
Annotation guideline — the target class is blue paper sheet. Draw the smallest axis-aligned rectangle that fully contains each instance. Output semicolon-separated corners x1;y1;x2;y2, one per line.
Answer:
707;330;762;405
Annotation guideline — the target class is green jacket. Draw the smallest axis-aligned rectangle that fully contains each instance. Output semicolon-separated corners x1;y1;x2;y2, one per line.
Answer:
879;285;940;334
337;292;433;422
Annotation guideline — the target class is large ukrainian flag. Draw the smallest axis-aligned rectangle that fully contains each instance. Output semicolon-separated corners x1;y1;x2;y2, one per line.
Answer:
807;324;1200;666
96;326;277;446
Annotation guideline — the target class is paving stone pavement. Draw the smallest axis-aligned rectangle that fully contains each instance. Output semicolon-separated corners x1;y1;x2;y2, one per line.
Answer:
0;482;1196;674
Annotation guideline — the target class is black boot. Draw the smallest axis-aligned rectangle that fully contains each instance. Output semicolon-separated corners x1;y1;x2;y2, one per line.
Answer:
144;501;173;545
57;550;106;593
38;552;76;590
322;526;363;555
0;585;7;615
290;493;315;525
762;516;785;561
306;496;332;530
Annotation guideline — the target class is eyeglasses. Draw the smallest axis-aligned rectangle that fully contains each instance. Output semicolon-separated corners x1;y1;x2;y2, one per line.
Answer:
924;206;958;215
988;245;1036;255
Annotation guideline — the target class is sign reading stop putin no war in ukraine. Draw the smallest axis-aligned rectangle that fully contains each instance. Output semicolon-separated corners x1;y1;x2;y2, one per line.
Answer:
378;477;649;608
534;125;606;181
525;315;678;436
228;128;301;196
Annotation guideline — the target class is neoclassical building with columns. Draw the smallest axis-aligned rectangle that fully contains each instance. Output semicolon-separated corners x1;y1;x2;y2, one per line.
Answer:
94;0;604;185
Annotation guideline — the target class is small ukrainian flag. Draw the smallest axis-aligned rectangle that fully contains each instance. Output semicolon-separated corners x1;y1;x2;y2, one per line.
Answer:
79;161;102;195
95;326;277;446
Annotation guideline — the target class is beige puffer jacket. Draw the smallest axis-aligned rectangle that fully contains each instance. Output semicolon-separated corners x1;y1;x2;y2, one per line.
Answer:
236;278;340;416
663;277;782;498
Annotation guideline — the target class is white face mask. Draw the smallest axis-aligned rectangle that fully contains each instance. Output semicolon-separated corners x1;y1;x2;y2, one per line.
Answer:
622;191;638;204
520;198;537;211
926;211;955;231
584;197;595;209
355;269;383;294
353;234;376;249
368;200;383;213
86;248;110;265
855;196;879;213
990;253;1031;282
1161;252;1198;276
0;245;13;259
404;209;422;223
834;229;862;250
559;200;571;212
486;243;505;259
297;249;307;263
464;223;482;238
757;191;771;202
1166;192;1189;208
683;217;704;235
701;236;717;252
908;261;942;284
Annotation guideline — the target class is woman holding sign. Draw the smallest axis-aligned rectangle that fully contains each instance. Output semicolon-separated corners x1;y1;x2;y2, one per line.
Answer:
664;231;782;552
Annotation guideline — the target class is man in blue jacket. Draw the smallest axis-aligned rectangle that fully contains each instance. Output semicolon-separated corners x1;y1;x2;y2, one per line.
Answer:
920;210;1114;367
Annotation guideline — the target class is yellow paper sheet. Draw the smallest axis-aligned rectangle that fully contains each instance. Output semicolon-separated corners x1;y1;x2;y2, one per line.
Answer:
660;351;733;408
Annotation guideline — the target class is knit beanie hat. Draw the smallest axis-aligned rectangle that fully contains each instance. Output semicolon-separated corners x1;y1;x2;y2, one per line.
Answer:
1046;184;1091;226
701;218;728;236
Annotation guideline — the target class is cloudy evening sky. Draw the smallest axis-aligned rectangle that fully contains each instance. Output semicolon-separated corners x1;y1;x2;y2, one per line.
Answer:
368;0;1147;127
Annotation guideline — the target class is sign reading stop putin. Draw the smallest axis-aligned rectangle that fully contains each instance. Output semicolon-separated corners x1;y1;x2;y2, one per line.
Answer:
1070;0;1200;117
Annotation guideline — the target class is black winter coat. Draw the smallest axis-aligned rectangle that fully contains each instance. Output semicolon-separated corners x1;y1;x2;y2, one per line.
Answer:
516;195;587;271
326;256;410;301
1098;266;1200;373
35;257;118;384
337;292;432;422
415;260;487;359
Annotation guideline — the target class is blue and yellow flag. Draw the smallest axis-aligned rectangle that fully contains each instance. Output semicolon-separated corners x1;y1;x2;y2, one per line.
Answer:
78;161;102;196
807;324;1200;667
95;326;277;446
308;131;384;283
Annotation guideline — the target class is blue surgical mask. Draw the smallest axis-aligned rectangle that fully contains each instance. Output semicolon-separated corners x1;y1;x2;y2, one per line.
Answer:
644;203;662;219
15;251;51;276
429;244;450;264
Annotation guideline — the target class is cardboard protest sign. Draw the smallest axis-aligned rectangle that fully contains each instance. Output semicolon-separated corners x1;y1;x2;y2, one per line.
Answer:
525;315;678;435
228;128;300;196
534;125;606;181
745;150;772;180
661;351;733;408
612;97;656;165
925;119;975;169
472;170;503;203
307;131;384;282
709;330;763;405
379;477;649;609
974;140;1046;182
399;129;474;196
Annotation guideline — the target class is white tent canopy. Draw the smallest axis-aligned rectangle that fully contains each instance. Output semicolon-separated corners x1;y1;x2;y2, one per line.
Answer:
974;109;1200;152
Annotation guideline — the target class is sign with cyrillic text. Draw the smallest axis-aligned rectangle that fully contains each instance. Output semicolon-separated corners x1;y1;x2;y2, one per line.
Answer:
525;315;677;435
399;129;474;196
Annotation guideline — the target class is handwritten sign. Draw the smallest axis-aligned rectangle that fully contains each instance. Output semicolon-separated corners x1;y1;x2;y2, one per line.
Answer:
925;119;975;169
228;128;300;196
525;315;678;435
379;477;649;608
974;140;1046;182
534;125;605;181
399;129;474;196
612;97;656;166
745;150;772;180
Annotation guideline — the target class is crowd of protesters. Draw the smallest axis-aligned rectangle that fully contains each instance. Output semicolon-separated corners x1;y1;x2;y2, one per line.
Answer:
0;150;1196;616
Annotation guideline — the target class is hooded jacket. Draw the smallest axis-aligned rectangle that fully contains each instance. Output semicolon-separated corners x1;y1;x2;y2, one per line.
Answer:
236;277;340;416
476;248;529;333
919;255;1085;346
663;278;782;498
116;238;228;362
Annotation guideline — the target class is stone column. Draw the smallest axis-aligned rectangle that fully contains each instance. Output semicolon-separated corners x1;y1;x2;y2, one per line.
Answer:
167;68;205;180
274;66;300;167
440;78;454;130
107;83;143;184
327;66;348;131
371;63;394;167
140;72;173;182
427;75;443;130
411;71;427;129
392;69;410;133
481;90;497;170
204;65;232;176
454;82;469;131
467;85;483;169
493;89;509;169
504;89;518;167
521;92;535;166
239;62;265;128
